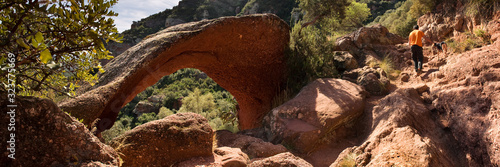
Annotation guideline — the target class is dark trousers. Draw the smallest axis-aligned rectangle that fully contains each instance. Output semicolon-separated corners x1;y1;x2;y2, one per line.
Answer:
411;45;423;72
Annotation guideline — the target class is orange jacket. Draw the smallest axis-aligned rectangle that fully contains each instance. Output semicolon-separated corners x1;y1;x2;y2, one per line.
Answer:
409;30;424;47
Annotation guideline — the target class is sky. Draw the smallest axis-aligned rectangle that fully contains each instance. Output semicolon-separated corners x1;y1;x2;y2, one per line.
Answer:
111;0;182;33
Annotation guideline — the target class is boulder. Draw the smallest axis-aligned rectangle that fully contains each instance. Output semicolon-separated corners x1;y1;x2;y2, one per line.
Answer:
352;24;405;48
216;130;287;159
58;14;290;133
147;94;165;103
110;112;213;166
0;96;119;166
333;51;358;72
132;101;159;115
343;66;390;96
263;78;366;153
176;147;250;167
331;88;462;167
357;72;389;96
335;24;404;67
248;152;313;167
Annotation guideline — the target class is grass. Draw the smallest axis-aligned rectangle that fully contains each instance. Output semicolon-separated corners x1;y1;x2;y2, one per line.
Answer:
339;153;358;167
368;56;401;80
448;31;490;54
111;136;133;166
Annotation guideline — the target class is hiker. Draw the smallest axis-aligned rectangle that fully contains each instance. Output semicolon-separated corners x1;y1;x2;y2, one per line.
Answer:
408;25;431;75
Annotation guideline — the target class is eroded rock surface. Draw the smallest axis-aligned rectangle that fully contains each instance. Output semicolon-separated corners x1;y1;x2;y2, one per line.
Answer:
0;96;119;166
249;152;313;167
263;78;366;153
58;14;290;133
216;130;287;159
429;44;500;166
331;88;463;167
110;112;213;166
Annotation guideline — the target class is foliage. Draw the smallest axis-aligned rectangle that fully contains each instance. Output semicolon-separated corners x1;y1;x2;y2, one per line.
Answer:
447;32;489;53
338;153;358;167
102;116;132;144
157;107;175;119
359;0;405;24
286;0;370;95
370;56;401;80
102;68;239;142
238;0;297;24
135;112;158;127
464;0;500;19
178;88;216;115
373;0;433;37
0;0;121;97
297;0;350;26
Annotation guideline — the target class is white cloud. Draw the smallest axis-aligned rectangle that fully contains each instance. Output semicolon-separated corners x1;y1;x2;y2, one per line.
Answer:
110;0;181;32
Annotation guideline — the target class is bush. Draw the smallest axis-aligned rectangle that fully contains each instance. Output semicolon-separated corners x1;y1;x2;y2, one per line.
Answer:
102;116;133;144
135;112;158;127
448;32;488;53
373;0;433;37
157;107;175;119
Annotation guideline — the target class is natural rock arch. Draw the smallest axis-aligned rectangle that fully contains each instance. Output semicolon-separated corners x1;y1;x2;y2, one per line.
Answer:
59;14;290;133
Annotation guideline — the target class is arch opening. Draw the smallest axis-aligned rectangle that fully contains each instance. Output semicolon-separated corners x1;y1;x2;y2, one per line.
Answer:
101;68;240;142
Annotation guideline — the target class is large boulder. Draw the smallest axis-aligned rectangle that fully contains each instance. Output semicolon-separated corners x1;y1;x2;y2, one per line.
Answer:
336;24;404;50
263;78;366;153
216;130;287;159
58;14;290;133
335;24;405;67
248;152;313;167
0;96;119;166
342;66;390;96
110;112;213;166
331;88;462;167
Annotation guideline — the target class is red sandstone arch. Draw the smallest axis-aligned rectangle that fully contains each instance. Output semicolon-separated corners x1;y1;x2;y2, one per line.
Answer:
59;14;290;133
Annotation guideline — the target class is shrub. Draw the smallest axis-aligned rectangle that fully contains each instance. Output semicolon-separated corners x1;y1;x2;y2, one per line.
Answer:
102;116;133;144
135;112;158;127
447;32;487;53
157;107;175;119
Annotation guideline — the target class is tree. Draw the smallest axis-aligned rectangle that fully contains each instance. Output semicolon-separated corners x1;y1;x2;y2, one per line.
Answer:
297;0;350;29
178;88;217;117
0;0;122;97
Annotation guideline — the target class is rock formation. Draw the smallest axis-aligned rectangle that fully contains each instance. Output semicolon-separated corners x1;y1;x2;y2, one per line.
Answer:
0;96;119;166
263;78;366;153
59;14;290;133
428;43;500;166
110;112;213;166
177;147;250;167
335;24;405;66
332;88;462;166
216;130;288;159
248;152;313;167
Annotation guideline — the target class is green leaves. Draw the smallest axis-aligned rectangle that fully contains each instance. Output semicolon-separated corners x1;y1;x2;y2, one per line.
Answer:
35;32;44;43
16;38;29;49
40;49;52;64
0;0;121;97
